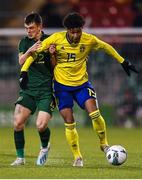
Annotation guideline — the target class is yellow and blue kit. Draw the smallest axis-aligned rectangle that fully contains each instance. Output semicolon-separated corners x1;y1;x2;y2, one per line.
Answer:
21;31;124;110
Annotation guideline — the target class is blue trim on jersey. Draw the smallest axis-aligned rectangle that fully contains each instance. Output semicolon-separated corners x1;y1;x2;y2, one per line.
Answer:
53;81;96;110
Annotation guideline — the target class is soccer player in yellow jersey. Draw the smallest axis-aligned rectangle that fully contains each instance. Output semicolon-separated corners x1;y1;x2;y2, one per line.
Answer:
20;12;138;167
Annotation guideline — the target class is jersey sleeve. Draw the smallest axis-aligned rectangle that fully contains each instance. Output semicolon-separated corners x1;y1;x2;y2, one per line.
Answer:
18;39;26;54
21;56;34;72
92;35;124;63
37;33;58;52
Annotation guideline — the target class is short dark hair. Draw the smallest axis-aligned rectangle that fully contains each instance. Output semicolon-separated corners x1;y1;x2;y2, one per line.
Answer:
24;12;42;25
63;12;85;29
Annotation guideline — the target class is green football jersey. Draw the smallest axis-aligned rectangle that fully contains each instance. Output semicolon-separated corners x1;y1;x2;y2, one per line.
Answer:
19;32;52;94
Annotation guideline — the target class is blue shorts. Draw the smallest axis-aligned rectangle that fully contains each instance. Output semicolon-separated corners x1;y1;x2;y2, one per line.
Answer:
53;81;97;111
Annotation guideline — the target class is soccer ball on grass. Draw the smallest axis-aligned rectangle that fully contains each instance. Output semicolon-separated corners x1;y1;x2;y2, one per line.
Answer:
106;145;127;166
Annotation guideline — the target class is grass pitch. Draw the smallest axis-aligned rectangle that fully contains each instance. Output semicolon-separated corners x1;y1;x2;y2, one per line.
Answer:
0;126;142;179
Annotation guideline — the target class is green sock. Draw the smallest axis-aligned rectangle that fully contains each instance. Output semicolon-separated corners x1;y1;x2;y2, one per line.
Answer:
14;130;25;158
16;149;24;158
38;127;50;148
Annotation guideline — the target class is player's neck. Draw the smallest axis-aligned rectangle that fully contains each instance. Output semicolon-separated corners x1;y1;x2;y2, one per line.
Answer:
66;32;72;44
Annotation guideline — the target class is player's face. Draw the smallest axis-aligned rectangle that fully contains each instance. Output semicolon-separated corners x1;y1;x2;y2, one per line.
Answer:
24;22;42;39
67;28;82;44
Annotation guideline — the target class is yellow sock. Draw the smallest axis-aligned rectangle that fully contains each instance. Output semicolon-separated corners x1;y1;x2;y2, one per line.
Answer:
65;122;82;159
89;110;108;147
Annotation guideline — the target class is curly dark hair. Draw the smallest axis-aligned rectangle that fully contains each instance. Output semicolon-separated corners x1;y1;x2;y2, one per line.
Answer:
63;12;85;29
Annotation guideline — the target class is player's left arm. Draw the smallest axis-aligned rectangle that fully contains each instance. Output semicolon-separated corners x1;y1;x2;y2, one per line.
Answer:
94;38;138;76
21;33;58;74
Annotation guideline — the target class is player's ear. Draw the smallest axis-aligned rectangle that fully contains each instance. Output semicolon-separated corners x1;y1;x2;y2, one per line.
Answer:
37;24;42;31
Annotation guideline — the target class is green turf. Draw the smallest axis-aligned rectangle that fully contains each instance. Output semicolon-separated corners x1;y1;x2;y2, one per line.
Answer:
0;127;142;179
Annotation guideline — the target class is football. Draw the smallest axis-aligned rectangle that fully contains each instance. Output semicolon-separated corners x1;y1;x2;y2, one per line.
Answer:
106;145;127;166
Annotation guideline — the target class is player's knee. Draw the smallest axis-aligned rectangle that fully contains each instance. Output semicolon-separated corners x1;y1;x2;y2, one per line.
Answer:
13;118;24;131
36;122;47;132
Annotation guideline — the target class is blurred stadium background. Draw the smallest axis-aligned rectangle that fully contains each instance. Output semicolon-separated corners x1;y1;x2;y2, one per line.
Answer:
0;0;142;128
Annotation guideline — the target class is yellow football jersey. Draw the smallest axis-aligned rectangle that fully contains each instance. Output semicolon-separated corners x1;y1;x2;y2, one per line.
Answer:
21;31;124;86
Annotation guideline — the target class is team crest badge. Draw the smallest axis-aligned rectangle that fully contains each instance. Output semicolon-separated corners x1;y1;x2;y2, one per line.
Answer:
80;44;85;52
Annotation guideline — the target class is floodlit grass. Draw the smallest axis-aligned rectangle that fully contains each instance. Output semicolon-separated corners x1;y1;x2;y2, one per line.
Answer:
0;127;142;179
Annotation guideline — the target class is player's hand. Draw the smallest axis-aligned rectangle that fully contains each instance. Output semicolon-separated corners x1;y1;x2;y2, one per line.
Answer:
121;60;138;76
19;71;28;90
49;44;57;68
28;40;41;54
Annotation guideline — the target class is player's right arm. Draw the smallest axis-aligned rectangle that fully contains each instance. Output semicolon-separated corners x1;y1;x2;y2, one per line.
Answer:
19;40;41;65
20;33;58;89
19;40;42;89
20;34;55;72
19;40;48;89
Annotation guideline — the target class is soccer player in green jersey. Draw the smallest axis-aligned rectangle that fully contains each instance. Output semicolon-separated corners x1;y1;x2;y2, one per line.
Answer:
11;12;55;166
20;12;138;167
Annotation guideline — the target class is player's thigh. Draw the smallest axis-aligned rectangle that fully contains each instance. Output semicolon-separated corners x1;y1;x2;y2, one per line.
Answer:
16;92;37;114
54;91;74;111
37;93;55;115
36;94;54;129
75;87;98;110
